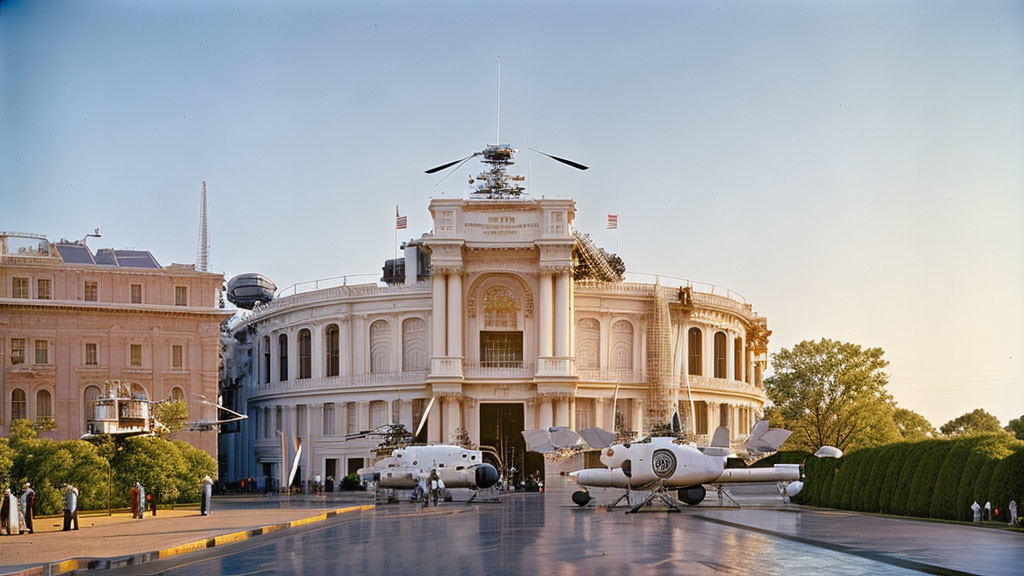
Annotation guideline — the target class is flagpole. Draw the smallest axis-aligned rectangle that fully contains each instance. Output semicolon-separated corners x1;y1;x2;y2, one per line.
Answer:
394;205;398;280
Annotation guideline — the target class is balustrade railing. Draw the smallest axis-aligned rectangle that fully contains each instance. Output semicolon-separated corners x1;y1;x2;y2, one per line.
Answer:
536;356;576;377
576;367;645;383
463;362;536;379
251;369;428;396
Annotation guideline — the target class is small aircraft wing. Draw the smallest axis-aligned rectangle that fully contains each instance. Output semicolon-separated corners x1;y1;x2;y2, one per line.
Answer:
522;429;557;454
746;429;792;454
710;425;730;448
578;427;616;450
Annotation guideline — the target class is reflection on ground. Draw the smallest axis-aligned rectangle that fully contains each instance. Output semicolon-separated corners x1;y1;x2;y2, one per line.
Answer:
114;486;1023;576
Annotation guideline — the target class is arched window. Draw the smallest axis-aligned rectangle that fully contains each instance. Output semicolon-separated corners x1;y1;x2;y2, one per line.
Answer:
170;386;185;401
11;388;27;420
369;320;392;373
734;338;744;382
36;389;52;421
325;324;340;377
298;329;312;379
402;318;427;371
83;385;102;432
687;327;702;376
693;400;709;435
714;332;727;378
369;400;387;429
131;383;148;399
278;334;288;381
610;320;633;372
483;286;519;329
263;336;271;384
576;318;600;370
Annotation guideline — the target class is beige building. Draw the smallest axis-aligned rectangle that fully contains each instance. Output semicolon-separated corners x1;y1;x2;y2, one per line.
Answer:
222;192;771;488
0;232;230;457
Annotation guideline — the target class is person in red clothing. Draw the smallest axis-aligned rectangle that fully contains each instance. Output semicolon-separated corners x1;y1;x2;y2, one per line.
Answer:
129;485;139;518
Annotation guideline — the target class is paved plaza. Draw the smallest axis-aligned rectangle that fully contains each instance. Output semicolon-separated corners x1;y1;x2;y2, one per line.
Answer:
2;487;1022;576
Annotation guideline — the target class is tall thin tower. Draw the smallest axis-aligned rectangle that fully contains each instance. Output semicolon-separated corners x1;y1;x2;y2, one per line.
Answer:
196;181;209;272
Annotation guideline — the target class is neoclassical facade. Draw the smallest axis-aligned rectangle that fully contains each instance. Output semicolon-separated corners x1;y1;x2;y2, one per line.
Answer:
220;196;770;487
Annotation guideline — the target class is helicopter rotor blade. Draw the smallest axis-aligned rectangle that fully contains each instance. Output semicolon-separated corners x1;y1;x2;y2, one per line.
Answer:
415;396;438;438
434;154;478;188
529;148;588;170
425;153;476;174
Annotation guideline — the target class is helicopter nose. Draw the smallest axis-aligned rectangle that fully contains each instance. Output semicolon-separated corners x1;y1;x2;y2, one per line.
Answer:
475;463;499;489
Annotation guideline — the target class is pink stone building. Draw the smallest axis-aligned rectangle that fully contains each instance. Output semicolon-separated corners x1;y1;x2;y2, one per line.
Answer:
0;232;230;457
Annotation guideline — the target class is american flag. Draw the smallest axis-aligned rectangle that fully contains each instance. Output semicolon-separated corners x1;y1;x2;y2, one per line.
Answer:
396;206;407;230
606;214;618;230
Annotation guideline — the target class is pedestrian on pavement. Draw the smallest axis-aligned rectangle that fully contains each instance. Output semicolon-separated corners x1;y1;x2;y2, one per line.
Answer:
129;484;139;518
63;484;79;531
147;490;156;516
1;487;20;535
428;469;441;506
1010;500;1018;527
200;476;213;516
971;501;981;522
136;483;146;520
19;483;34;534
984;501;992;521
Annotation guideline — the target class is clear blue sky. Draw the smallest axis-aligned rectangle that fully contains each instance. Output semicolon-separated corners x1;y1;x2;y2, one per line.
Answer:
3;0;1022;428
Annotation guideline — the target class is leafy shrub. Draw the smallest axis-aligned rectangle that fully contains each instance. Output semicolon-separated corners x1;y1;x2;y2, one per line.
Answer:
906;439;946;518
987;448;1024;517
862;443;898;512
878;442;911;513
341;473;361;491
889;441;930;516
955;434;1016;520
929;436;981;519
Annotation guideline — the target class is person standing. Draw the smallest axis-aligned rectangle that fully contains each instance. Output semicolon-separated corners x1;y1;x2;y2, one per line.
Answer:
1;487;18;535
129;484;139;519
63;484;79;531
147;491;156;516
971;501;981;523
136;483;146;520
1010;500;1018;527
19;483;34;534
200;476;213;516
984;501;992;522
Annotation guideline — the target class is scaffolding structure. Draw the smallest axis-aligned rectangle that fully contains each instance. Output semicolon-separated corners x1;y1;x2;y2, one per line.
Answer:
572;230;619;282
645;284;677;432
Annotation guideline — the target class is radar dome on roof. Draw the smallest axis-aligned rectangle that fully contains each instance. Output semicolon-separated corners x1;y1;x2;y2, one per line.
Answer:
227;273;276;309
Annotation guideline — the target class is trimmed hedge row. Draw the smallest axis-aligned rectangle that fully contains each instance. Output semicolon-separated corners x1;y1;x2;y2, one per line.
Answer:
796;434;1022;521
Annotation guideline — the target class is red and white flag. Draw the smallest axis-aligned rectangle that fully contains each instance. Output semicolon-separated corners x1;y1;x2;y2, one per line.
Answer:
396;206;407;230
606;214;618;230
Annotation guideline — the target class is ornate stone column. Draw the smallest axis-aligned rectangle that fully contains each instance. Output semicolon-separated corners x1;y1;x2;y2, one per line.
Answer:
400;399;414;430
524;398;537;431
538;273;553;358
447;271;463;359
554;273;570;357
555;395;570;428
444;394;462;442
538;396;553;429
357;401;370;432
594;397;606;431
431;274;447;357
568;396;577;430
427;399;441;443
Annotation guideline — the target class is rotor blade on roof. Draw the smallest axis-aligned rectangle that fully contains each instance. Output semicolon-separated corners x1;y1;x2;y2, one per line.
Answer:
529;148;589;170
749;419;770;439
425;153;475;174
433;154;478;187
521;430;556;454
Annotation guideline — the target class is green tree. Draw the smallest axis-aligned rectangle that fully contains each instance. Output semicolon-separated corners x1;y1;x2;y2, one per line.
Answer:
764;339;900;452
154;400;190;437
6;420;107;514
0;438;13;489
173;440;217;503
1005;416;1024;440
892;407;935;440
112;436;189;506
940;408;1003;437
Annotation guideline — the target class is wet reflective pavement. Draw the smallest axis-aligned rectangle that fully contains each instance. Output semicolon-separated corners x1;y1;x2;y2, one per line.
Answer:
112;488;1023;576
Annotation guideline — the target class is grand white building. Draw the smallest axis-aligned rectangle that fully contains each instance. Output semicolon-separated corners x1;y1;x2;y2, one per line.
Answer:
219;185;771;488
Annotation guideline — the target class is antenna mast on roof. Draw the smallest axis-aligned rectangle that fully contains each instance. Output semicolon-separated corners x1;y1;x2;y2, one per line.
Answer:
196;181;209;272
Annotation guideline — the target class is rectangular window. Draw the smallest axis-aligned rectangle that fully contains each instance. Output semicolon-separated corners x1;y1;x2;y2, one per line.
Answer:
479;331;524;367
172;345;183;368
275;406;283;434
11;338;25;365
174;286;188;306
85;343;98;365
323;403;335;436
131;284;143;304
84;281;98;302
35;340;48;364
392;400;400;425
130;344;143;367
12;277;29;298
36;279;52;300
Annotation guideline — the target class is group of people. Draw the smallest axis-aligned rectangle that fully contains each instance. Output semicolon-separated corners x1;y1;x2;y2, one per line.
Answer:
971;500;1019;526
1;483;35;535
128;482;155;519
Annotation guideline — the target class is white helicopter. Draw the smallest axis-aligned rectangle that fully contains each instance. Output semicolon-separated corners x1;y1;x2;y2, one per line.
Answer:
523;420;842;513
356;397;501;504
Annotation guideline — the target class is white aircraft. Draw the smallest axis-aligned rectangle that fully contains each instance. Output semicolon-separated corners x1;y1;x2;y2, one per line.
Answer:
524;420;840;513
355;397;501;504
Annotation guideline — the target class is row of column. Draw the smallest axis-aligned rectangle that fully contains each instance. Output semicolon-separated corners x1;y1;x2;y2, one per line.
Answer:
536;272;571;358
431;272;463;359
